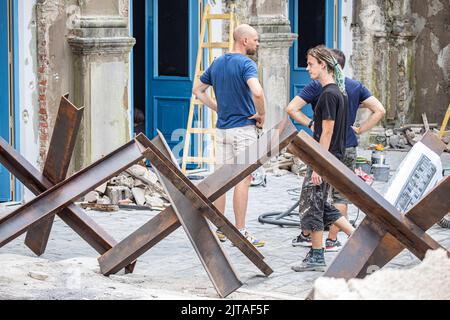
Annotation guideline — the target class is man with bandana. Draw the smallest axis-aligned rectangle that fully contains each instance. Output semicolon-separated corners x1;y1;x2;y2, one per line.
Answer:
287;46;356;272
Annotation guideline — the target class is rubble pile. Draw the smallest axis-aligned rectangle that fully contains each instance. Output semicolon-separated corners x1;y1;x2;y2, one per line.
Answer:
374;123;449;151
79;164;171;212
263;150;307;177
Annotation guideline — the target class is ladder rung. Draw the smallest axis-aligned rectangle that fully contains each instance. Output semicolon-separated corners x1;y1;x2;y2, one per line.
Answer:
201;42;230;49
189;128;216;134
186;157;216;164
192;99;205;105
207;13;231;20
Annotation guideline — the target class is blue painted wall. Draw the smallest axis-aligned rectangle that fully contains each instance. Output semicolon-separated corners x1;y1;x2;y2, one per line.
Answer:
0;0;11;202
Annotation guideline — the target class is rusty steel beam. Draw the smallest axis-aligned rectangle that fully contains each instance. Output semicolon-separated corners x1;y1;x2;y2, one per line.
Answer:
25;95;84;255
288;131;444;261
287;131;449;300
151;132;241;297
357;176;450;278
0;137;147;248
137;134;273;275
98;118;298;275
0;96;135;273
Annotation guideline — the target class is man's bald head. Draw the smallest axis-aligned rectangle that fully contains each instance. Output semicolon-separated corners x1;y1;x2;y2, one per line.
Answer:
233;24;259;55
233;24;258;42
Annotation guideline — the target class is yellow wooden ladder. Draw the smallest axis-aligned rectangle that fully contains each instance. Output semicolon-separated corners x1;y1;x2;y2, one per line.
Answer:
438;104;450;139
181;4;238;174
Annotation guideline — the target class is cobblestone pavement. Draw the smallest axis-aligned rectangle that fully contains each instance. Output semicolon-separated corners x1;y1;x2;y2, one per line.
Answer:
1;150;449;299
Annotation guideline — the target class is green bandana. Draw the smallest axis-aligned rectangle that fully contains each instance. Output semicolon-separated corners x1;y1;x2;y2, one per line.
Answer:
331;56;346;95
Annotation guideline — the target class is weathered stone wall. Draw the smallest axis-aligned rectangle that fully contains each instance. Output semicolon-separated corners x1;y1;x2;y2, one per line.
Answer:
351;0;449;128
36;0;134;172
412;0;449;124
36;0;76;168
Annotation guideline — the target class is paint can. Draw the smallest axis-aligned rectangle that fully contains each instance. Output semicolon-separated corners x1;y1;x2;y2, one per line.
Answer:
372;164;390;182
371;150;386;165
355;157;371;174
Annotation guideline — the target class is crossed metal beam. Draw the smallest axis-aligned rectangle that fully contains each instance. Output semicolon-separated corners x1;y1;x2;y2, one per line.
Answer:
0;114;298;298
97;118;297;297
0;95;135;273
287;131;450;299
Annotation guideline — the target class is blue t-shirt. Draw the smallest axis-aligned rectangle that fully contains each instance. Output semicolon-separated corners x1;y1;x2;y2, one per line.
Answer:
200;53;258;129
298;78;372;148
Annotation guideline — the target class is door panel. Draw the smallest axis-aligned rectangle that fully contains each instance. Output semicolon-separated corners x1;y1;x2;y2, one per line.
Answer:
146;0;199;160
0;0;11;202
289;0;339;132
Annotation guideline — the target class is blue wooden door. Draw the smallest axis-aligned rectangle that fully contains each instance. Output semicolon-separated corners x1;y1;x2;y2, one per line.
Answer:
146;0;199;160
289;0;340;131
0;0;11;202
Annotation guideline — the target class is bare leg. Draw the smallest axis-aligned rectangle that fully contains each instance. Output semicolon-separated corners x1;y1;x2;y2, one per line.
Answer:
333;216;355;236
310;231;323;250
233;175;252;230
328;203;348;240
214;194;226;215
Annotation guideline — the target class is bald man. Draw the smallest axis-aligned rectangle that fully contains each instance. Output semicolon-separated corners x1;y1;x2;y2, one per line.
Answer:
193;24;266;247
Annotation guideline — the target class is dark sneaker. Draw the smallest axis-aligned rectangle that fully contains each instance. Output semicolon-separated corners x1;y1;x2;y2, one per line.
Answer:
216;229;227;242
292;232;312;247
291;249;326;272
325;238;342;252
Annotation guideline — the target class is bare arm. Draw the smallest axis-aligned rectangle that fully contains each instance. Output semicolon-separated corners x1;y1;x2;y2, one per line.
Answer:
192;79;217;112
247;78;265;116
353;96;386;134
285;96;313;127
247;77;266;128
312;119;334;185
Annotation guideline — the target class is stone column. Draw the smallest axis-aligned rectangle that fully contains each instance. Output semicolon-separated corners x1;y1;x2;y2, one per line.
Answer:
68;0;135;171
228;0;296;130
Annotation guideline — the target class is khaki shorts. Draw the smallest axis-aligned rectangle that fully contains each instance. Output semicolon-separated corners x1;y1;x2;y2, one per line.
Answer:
215;125;258;169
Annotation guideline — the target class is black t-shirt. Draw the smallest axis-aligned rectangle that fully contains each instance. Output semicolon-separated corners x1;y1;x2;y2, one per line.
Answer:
313;83;348;160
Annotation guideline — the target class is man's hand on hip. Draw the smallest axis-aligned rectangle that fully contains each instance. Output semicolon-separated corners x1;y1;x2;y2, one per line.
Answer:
248;113;265;129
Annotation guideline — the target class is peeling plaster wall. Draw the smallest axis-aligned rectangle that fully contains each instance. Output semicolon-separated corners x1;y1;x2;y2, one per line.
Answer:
412;0;450;123
35;0;133;172
352;0;449;128
36;0;76;168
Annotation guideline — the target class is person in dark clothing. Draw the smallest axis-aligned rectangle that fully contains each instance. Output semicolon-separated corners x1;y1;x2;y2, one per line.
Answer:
290;46;355;272
287;49;385;252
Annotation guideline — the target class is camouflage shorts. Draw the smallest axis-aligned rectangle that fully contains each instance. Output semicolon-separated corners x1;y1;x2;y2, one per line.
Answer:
299;167;342;232
331;147;357;205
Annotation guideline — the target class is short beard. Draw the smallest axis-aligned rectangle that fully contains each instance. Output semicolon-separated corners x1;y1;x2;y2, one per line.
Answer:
246;48;256;56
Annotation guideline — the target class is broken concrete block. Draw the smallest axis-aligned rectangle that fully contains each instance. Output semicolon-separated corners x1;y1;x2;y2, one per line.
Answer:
97;195;111;205
127;165;159;186
28;271;49;281
118;199;133;205
313;249;450;300
145;195;165;209
133;179;145;187
95;183;108;195
84;191;99;203
131;187;146;206
106;186;133;205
